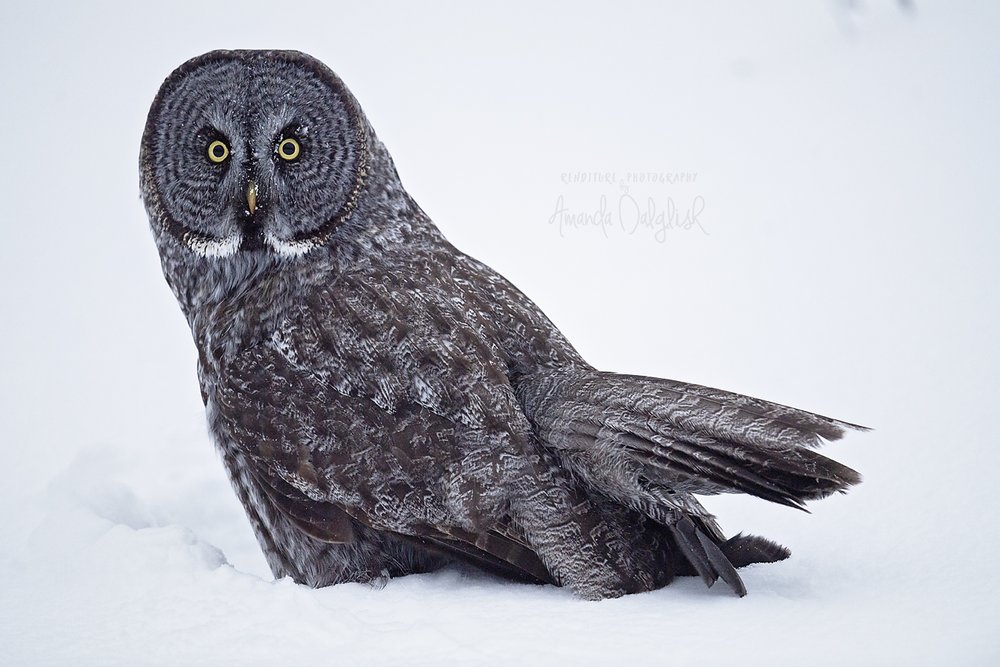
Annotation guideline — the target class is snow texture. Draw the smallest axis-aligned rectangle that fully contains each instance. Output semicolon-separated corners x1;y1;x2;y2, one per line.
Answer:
1;1;997;665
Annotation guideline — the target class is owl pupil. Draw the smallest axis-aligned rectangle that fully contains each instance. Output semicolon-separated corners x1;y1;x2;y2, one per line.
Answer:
282;142;294;155
212;145;226;158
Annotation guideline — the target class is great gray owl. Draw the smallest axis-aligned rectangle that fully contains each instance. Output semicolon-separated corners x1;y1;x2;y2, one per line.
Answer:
139;50;863;599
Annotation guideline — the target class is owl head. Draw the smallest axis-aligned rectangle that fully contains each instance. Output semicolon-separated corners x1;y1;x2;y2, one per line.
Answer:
140;50;381;264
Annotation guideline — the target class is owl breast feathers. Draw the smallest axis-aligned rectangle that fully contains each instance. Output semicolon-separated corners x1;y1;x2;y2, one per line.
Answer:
140;50;863;599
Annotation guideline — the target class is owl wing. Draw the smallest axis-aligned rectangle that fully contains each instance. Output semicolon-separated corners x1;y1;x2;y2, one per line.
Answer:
215;264;554;584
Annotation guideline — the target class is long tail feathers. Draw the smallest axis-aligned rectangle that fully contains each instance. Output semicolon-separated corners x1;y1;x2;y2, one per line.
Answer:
523;369;864;507
672;516;747;596
519;368;863;595
721;533;791;568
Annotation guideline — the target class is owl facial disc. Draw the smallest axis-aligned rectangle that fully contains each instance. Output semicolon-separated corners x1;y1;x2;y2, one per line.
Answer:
140;50;370;260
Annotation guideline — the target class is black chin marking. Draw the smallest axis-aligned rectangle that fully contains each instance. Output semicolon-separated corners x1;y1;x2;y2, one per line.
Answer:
240;230;266;252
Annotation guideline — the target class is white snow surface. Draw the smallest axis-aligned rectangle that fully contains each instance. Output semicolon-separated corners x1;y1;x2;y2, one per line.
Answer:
1;1;998;665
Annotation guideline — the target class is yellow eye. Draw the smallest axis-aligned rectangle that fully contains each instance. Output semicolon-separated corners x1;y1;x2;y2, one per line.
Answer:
207;140;229;163
277;137;300;161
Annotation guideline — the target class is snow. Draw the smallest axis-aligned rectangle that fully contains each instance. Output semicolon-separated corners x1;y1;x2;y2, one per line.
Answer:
1;1;998;664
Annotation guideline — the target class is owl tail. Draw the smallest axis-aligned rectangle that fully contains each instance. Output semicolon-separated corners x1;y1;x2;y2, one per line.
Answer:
517;368;864;594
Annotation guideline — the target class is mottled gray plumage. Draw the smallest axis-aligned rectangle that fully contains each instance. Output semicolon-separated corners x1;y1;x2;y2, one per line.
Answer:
139;50;863;599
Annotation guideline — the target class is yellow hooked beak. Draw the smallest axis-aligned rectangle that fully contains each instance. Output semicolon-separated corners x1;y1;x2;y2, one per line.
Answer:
246;181;258;215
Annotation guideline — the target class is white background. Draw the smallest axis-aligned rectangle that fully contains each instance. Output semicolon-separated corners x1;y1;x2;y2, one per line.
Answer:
1;1;997;665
